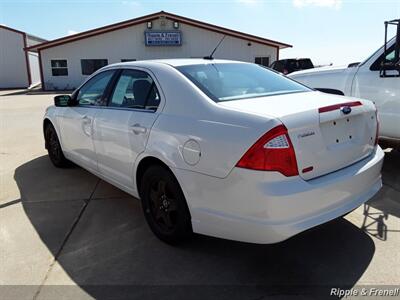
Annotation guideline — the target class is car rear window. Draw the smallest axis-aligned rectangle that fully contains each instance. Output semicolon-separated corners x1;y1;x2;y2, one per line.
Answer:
176;63;310;102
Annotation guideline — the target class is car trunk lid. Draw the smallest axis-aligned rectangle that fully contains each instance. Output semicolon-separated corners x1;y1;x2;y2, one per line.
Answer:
220;91;378;180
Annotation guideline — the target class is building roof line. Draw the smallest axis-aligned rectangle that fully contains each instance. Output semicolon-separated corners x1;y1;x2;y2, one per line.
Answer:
26;33;48;43
0;24;46;41
166;11;291;49
0;24;26;36
25;11;292;52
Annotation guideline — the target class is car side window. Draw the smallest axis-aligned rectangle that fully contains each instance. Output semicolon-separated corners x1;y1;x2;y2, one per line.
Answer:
76;70;115;106
109;69;160;111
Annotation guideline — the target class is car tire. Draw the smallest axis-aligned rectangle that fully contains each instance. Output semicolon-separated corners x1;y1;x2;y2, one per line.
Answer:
140;165;192;244
44;123;70;168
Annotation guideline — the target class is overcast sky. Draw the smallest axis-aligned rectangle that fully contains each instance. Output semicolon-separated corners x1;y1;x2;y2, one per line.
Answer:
1;0;399;66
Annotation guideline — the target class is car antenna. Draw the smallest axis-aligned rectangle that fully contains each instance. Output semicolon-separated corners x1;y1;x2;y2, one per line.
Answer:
204;35;226;60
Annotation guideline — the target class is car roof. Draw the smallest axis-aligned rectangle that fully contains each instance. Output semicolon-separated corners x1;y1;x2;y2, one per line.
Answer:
109;58;247;68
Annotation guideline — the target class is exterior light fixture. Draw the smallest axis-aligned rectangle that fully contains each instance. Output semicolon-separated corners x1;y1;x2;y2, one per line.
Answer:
147;21;152;29
173;21;179;29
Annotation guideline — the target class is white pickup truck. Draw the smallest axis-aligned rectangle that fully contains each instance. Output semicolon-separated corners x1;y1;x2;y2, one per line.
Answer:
290;24;400;146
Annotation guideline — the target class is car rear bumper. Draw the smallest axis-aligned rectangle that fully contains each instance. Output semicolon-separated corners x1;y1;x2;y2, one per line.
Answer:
173;146;384;244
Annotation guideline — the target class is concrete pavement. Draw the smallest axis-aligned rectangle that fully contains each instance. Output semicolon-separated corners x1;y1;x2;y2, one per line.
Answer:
0;91;399;300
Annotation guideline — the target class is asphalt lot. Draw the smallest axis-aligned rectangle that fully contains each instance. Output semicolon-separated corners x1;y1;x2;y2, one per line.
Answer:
0;90;399;300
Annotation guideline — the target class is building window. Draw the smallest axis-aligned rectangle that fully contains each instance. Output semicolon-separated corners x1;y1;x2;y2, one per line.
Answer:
51;60;68;76
255;57;270;67
81;59;108;75
121;59;136;62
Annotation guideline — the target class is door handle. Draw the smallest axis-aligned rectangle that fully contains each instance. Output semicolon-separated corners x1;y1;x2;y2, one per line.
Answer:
130;123;147;134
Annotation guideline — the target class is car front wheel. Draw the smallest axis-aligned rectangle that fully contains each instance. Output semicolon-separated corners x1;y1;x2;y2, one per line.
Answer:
45;123;70;168
140;165;192;244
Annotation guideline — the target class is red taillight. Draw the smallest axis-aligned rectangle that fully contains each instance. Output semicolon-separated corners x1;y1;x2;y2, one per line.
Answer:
375;110;379;145
236;125;299;176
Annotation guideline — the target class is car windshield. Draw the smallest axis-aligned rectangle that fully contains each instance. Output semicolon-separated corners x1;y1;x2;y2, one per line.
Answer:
176;63;310;102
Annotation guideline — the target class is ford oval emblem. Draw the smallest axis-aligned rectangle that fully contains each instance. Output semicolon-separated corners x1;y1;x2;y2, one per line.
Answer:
341;106;352;115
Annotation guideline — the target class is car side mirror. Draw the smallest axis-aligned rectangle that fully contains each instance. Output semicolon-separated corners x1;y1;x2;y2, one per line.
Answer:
54;95;78;106
54;95;71;107
381;20;400;77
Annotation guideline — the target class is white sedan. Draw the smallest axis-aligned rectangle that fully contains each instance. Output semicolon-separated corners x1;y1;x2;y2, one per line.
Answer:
44;59;384;244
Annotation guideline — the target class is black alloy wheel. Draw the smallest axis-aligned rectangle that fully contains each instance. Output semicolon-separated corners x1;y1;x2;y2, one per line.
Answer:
140;165;192;244
45;124;69;168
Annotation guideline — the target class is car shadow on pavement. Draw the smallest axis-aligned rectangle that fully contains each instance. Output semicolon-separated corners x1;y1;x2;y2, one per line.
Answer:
14;155;377;300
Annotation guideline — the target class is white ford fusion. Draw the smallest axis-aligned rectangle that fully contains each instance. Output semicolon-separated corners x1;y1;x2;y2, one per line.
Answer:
44;59;384;244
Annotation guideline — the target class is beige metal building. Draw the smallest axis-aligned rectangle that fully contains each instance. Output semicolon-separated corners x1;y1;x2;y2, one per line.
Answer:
26;11;291;91
0;25;46;89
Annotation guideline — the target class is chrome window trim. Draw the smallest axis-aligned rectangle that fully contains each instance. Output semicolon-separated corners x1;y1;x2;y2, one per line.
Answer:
77;105;156;113
73;66;165;114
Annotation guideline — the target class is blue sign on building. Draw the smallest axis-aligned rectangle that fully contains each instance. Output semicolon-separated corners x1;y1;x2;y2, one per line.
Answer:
145;31;182;46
